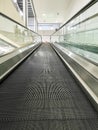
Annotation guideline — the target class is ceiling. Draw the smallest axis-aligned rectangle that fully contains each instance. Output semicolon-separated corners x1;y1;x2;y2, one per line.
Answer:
17;0;71;23
33;0;70;24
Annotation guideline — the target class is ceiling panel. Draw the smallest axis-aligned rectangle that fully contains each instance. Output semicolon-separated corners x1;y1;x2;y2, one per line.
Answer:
33;0;70;23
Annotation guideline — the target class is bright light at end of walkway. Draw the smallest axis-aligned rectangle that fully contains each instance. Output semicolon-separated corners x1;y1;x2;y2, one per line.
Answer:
42;13;46;16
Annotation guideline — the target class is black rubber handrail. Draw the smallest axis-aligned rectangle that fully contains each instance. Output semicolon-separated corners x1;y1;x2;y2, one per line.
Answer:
51;0;98;35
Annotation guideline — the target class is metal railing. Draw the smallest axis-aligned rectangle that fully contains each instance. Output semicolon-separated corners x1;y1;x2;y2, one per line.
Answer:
51;0;98;64
0;13;41;56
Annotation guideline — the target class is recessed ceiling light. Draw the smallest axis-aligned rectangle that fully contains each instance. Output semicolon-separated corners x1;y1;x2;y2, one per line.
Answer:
13;0;17;3
42;13;46;16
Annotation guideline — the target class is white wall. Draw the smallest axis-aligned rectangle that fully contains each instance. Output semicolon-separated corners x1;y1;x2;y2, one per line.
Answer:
42;35;60;43
38;30;54;36
0;0;24;25
63;0;91;24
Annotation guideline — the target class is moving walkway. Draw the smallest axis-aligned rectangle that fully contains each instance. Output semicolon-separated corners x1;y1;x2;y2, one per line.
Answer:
0;1;98;129
0;43;98;130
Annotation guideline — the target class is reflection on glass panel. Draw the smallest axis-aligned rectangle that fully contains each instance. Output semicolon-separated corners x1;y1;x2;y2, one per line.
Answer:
0;15;33;47
0;39;15;56
51;2;98;64
0;14;41;49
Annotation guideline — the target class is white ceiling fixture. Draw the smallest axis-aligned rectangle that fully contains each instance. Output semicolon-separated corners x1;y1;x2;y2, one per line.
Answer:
33;0;70;23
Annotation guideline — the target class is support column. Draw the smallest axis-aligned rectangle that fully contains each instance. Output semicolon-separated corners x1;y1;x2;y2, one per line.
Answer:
23;0;28;27
34;17;38;32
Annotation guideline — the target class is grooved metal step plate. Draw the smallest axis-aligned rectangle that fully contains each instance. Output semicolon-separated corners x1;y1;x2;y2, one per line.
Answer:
0;43;98;130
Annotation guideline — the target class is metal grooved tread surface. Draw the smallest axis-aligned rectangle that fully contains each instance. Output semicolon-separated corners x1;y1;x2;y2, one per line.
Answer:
0;43;98;130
